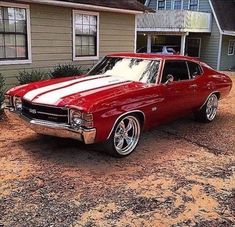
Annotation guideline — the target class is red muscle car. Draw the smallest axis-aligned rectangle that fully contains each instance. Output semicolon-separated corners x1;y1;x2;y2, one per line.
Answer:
3;53;232;157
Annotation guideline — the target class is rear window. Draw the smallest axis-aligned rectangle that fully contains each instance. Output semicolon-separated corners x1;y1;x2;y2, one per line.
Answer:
187;61;202;78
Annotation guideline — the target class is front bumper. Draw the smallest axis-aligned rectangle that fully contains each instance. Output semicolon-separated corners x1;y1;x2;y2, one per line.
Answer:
4;108;96;144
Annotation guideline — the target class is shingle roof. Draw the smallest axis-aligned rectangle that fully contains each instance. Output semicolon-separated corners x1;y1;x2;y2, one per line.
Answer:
57;0;153;12
211;0;235;32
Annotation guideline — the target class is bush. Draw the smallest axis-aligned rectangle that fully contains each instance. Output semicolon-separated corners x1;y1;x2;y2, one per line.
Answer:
17;70;48;85
50;64;84;78
0;73;5;116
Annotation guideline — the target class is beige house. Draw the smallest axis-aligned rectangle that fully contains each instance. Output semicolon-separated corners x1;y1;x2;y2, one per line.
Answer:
0;0;149;87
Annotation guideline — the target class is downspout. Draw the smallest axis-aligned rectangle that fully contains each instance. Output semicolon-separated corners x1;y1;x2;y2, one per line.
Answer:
217;33;222;70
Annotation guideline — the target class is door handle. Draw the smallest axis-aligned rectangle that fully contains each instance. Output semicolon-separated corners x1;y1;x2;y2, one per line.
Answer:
189;84;198;89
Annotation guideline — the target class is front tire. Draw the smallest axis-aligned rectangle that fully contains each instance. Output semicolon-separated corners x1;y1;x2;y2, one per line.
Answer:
104;114;141;157
194;93;218;123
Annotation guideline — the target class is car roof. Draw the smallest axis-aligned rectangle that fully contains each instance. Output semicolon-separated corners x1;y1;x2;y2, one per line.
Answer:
107;53;199;61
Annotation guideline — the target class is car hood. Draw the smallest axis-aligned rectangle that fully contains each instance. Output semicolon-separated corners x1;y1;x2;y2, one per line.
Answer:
21;75;146;112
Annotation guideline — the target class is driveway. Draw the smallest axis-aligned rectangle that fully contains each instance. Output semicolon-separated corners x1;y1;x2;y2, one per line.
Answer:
0;78;234;227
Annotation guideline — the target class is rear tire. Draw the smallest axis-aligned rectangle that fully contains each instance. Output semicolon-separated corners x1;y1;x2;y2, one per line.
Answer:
104;114;141;158
194;94;218;123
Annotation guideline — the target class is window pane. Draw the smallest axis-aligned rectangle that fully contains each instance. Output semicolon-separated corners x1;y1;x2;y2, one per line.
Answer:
82;46;89;55
82;24;89;34
90;16;96;25
16;20;26;33
158;0;165;9
15;8;26;20
16;35;25;46
76;46;82;56
89;36;95;46
75;36;82;45
75;24;82;35
89;25;96;35
4;7;15;20
0;8;3;32
83;15;89;25
0;46;4;58
75;14;82;24
174;0;182;9
0;34;4;46
16;46;26;58
82;36;89;45
89;46;95;55
5;46;16;58
4;19;16;32
0;20;3;32
5;34;16;46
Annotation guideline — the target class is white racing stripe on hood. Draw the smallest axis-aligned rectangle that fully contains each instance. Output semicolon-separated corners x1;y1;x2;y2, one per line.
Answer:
23;75;104;101
32;76;128;105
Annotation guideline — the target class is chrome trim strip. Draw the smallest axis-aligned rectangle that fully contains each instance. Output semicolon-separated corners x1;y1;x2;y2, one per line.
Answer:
28;110;68;117
107;110;146;139
199;91;220;110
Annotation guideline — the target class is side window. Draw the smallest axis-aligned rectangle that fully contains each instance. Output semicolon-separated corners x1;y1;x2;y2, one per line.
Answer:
187;61;202;78
161;60;189;83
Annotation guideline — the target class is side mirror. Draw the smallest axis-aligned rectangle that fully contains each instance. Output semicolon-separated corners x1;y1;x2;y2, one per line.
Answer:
165;74;174;84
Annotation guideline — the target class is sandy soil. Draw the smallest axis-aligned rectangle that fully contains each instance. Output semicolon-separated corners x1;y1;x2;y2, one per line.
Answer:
0;78;234;227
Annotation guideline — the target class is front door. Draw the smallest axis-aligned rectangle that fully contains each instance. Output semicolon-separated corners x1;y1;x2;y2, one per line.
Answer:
158;60;198;120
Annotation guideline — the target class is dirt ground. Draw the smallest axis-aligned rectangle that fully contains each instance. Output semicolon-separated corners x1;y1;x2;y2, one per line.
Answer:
0;78;234;227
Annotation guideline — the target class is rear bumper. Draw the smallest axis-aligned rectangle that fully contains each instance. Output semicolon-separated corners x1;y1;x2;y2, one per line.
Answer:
4;108;96;144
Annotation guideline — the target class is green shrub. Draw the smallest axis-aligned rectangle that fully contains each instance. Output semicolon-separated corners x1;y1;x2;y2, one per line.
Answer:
17;70;48;85
50;64;84;78
0;73;5;116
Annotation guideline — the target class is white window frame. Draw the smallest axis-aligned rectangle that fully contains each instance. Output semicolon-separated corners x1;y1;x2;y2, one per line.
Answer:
228;40;235;56
173;0;183;10
188;0;199;11
0;2;32;65
156;0;166;10
73;10;99;61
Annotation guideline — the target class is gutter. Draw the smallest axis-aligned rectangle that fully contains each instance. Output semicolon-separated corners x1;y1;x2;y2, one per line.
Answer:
15;0;144;14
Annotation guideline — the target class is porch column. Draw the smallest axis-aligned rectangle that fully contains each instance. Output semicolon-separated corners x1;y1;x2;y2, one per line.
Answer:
147;34;152;53
180;33;187;55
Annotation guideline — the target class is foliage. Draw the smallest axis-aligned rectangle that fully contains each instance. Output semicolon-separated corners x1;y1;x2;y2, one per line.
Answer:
50;64;84;78
17;70;48;85
0;73;5;117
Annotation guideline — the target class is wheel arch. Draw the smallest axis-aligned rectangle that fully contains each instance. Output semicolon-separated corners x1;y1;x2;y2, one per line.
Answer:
107;110;146;139
200;91;220;110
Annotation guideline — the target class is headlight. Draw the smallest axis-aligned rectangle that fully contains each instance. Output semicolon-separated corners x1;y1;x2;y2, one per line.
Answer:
4;95;12;107
14;97;22;111
70;109;93;129
70;109;82;128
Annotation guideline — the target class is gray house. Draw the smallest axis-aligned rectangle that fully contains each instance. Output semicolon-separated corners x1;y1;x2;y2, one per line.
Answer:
137;0;235;70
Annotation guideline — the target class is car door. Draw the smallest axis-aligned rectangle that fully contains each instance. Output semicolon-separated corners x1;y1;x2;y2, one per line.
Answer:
158;60;198;118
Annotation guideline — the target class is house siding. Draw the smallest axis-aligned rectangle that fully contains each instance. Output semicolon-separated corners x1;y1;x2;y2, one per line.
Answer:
220;36;235;70
0;3;135;87
199;17;220;69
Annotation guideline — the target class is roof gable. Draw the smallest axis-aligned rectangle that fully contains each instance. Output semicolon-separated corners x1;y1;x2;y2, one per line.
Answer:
210;0;235;33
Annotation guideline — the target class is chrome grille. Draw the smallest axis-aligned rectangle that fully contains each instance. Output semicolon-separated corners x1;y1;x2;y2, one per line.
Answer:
22;100;68;124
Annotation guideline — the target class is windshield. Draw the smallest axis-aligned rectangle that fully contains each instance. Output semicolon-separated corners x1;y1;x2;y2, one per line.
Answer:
88;57;160;84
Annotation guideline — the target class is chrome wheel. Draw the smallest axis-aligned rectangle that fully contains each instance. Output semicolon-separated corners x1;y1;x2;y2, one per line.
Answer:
114;116;140;156
206;94;218;121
